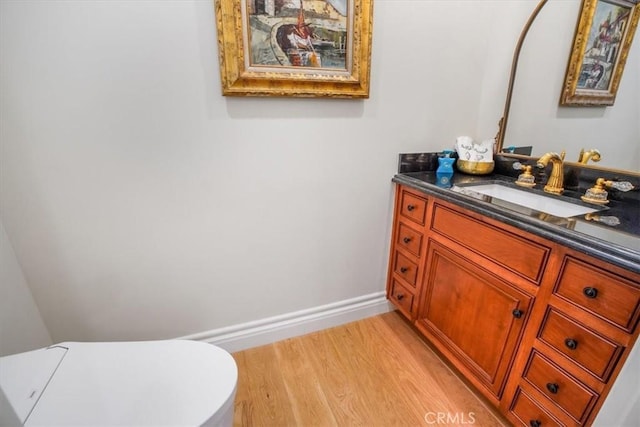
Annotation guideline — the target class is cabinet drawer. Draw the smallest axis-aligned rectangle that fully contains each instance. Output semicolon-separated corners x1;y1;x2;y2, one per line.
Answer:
396;222;423;257
393;251;419;287
523;351;597;422
538;309;622;381
554;257;640;332
389;279;414;316
430;204;549;284
510;388;563;427
400;190;427;225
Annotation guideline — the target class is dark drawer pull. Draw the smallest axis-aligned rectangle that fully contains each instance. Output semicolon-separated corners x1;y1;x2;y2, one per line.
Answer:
396;294;404;301
529;421;541;427
400;267;408;273
546;383;559;394
402;237;412;244
406;204;415;211
583;287;598;299
512;309;524;319
564;338;578;350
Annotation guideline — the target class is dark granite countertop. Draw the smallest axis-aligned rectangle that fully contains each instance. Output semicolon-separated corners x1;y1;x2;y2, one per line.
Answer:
393;157;640;274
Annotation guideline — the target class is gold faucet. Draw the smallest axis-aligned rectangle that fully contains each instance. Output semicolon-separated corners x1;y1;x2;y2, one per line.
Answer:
578;148;601;164
536;151;565;194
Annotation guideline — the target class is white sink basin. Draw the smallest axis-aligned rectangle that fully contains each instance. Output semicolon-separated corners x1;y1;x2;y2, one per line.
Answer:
459;183;602;218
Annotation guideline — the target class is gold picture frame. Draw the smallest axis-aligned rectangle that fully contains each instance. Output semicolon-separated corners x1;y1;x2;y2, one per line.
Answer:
214;0;373;98
561;0;639;106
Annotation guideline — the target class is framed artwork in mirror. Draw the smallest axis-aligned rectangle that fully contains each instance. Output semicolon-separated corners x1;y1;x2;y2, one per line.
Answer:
214;0;373;98
560;0;639;106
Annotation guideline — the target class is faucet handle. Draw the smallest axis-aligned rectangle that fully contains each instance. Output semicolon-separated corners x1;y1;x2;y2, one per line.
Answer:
581;178;635;205
515;165;536;188
609;181;634;192
585;213;621;226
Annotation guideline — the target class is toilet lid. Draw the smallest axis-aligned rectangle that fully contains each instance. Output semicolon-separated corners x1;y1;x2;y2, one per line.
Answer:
0;345;67;424
15;340;237;426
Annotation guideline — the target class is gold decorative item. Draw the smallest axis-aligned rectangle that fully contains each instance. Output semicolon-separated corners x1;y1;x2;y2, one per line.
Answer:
560;0;640;106
456;159;495;175
214;0;374;98
578;148;602;164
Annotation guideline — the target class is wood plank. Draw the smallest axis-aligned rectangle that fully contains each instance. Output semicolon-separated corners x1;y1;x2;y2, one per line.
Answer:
273;337;337;425
232;345;297;426
232;312;508;426
321;318;420;425
300;327;375;425
378;312;507;426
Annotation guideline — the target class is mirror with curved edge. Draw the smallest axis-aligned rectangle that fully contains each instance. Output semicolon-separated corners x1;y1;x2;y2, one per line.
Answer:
497;0;640;176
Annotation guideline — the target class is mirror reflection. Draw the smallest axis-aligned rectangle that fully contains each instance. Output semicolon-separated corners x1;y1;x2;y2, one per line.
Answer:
500;0;639;172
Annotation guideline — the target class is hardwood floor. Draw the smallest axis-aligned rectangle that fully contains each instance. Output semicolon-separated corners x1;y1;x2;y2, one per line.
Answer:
231;311;509;426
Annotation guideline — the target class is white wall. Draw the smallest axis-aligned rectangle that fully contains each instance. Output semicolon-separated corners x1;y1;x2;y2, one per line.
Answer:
0;0;494;343
0;0;638;345
595;338;640;426
0;220;52;356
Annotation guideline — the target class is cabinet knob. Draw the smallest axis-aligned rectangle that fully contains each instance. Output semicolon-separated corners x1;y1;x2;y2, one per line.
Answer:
564;338;578;350
529;421;541;427
583;287;598;299
396;293;404;301
512;309;524;319
407;204;415;211
403;237;412;244
400;267;408;273
546;383;559;394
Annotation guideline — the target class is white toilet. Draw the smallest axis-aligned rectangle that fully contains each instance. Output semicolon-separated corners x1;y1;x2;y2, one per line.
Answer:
0;340;237;427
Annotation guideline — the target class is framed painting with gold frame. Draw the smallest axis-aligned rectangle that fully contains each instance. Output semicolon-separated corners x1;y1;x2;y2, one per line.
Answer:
560;0;639;106
214;0;373;98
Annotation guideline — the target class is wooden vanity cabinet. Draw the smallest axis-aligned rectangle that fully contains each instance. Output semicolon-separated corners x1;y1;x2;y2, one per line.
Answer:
416;239;533;402
386;185;549;405
386;186;429;319
503;247;640;427
386;184;640;426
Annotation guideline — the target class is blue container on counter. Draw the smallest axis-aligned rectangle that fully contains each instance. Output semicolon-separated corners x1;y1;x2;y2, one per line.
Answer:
436;150;455;188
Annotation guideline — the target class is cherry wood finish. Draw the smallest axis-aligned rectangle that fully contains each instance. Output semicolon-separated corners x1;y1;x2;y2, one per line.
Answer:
392;251;419;287
386;187;430;320
389;278;414;318
521;351;598;423
553;256;640;332
430;203;550;284
399;190;428;225
386;184;640;426
505;247;640;426
416;240;532;400
396;222;423;256
510;388;563;427
537;309;622;381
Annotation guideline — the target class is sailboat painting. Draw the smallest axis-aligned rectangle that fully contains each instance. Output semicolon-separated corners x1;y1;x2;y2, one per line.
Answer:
214;0;373;97
247;0;348;70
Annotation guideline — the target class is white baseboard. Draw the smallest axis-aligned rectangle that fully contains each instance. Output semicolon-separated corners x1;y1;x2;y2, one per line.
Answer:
179;292;392;353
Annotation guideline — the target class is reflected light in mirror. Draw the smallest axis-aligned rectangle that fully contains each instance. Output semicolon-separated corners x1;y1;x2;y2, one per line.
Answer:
497;0;640;172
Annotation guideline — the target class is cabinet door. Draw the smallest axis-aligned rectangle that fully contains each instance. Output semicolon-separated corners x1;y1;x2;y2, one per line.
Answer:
416;240;532;399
